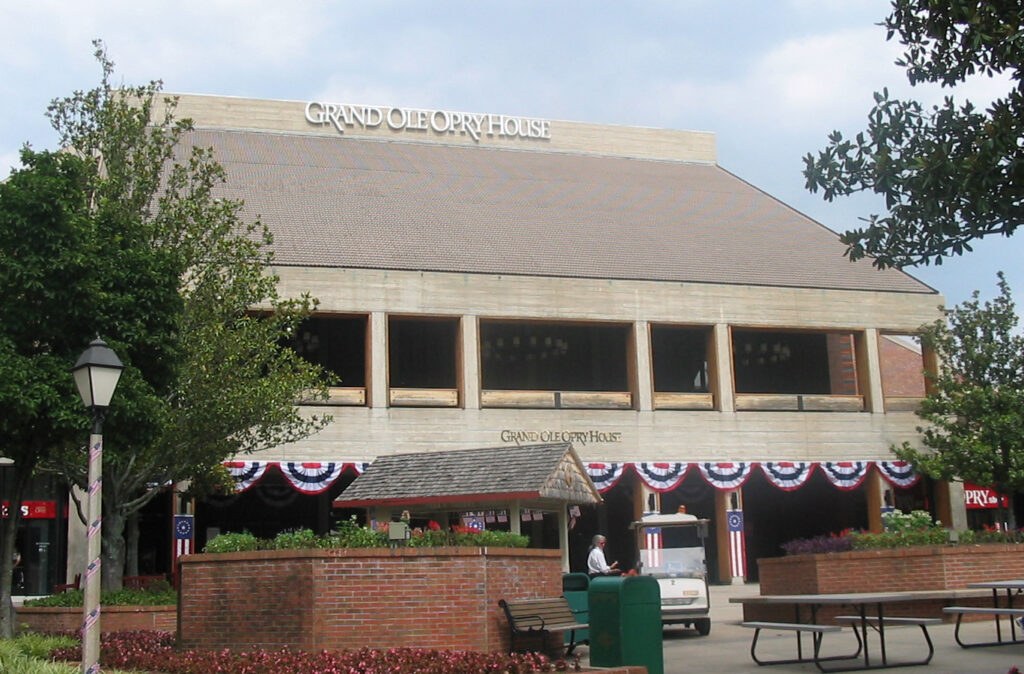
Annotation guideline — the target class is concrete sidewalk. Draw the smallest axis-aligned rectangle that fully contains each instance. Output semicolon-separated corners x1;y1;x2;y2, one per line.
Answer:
581;583;1024;673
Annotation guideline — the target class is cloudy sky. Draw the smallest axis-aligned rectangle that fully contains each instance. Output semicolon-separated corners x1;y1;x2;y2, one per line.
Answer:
2;0;1019;309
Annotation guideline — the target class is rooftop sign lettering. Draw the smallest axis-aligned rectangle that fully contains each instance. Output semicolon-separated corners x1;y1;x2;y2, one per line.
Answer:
305;102;551;143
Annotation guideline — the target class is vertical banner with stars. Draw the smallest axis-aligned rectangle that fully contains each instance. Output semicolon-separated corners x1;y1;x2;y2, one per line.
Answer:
172;514;195;587
726;510;746;579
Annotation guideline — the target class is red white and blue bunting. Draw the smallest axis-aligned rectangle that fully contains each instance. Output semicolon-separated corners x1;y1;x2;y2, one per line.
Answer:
225;461;270;492
585;462;627;492
698;462;754;490
635;462;689;492
224;461;368;493
877;461;921;488
760;462;815;491
281;462;345;494
224;458;919;495
821;461;871;490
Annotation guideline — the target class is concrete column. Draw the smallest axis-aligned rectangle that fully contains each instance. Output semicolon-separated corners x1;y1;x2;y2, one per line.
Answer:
935;480;968;531
711;324;735;412
509;502;521;535
557;507;569;572
369;312;388;408
460;315;480;409
866;471;889;533
855;328;885;414
633;320;654;412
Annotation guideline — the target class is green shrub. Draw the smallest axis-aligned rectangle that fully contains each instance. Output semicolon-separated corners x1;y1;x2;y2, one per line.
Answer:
271;528;324;549
203;518;530;553
202;530;262;553
0;634;78;674
781;509;1024;555
23;586;177;608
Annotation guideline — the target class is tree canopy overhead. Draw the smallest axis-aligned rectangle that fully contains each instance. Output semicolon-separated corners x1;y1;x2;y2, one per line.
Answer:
803;1;1024;269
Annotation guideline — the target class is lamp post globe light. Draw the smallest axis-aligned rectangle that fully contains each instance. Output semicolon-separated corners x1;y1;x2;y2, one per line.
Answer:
70;337;123;674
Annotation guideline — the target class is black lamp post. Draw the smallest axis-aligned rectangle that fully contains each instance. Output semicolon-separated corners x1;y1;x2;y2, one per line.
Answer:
70;338;123;674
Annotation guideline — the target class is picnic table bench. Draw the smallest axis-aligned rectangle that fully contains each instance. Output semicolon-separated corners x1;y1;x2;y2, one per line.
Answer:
498;596;588;655
741;620;849;669
943;606;1024;648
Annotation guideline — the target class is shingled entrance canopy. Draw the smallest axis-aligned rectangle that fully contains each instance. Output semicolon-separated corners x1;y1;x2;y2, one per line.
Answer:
333;443;602;569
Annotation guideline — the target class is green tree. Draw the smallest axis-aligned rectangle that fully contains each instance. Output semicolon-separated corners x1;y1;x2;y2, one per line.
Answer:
0;150;100;639
803;1;1024;269
0;42;329;635
893;273;1024;528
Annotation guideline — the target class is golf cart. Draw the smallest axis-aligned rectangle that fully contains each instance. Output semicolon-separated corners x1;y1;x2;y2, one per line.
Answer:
629;510;712;635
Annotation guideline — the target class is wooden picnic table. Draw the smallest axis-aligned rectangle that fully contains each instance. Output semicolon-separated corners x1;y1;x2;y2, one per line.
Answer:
731;591;941;672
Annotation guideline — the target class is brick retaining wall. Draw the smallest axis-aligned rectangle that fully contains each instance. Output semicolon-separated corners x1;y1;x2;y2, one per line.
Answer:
178;547;563;654
747;544;1024;623
16;605;177;633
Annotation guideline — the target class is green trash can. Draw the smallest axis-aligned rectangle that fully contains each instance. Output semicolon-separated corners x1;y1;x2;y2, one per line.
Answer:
562;573;590;648
588;575;663;674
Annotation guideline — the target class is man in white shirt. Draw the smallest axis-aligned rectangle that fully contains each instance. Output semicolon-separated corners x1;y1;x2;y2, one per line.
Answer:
587;534;620;577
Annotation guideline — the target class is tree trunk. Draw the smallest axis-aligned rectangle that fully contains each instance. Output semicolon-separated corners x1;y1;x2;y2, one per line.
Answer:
101;504;127;591
126;512;139;577
0;465;30;639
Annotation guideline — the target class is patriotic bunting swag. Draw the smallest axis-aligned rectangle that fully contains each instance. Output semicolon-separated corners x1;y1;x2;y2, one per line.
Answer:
585;462;627;493
698;462;753;489
225;461;270;493
877;461;920;488
635;462;689;492
221;458;910;495
760;462;815;491
821;461;871;490
282;462;344;494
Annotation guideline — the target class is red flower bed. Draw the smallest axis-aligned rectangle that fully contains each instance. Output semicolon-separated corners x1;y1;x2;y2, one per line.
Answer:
51;630;582;673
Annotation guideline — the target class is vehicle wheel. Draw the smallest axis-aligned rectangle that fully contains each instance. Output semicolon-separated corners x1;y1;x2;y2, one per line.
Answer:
695;618;711;636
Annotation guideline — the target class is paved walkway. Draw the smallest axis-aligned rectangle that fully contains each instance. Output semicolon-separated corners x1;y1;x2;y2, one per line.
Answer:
581;583;1023;673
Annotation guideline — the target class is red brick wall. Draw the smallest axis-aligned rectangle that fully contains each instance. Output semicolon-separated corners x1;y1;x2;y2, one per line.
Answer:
747;545;1024;622
879;336;926;397
15;605;176;634
759;545;1024;595
178;547;562;654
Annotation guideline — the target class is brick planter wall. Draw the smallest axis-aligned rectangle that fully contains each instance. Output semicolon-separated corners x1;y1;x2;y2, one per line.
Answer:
178;547;562;654
16;605;176;634
747;544;1024;623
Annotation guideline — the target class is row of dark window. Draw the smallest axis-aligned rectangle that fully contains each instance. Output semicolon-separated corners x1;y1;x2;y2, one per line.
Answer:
285;315;871;397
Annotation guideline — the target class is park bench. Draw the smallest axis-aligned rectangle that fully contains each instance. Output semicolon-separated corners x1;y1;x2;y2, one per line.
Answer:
943;606;1024;648
498;596;588;655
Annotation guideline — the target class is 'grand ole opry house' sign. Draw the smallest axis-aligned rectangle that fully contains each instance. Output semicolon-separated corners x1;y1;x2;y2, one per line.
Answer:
304;101;552;143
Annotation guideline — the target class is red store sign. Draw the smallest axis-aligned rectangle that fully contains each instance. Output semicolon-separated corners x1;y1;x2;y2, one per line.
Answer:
963;483;1010;510
1;500;57;519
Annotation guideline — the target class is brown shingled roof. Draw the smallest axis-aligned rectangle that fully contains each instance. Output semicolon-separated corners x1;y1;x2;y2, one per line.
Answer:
179;128;934;294
333;443;602;510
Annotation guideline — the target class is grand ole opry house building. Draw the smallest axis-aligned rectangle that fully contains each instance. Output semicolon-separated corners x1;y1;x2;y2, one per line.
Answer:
12;94;1001;594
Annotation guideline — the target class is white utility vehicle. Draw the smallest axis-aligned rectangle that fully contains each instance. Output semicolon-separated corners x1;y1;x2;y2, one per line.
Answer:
629;510;712;635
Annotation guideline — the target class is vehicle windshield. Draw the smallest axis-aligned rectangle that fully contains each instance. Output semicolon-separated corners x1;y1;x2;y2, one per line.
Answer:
637;525;706;578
